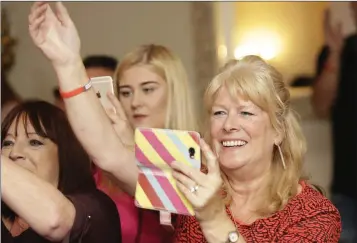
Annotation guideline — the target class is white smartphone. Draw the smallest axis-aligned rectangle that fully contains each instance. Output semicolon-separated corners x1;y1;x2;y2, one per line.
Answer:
90;76;115;112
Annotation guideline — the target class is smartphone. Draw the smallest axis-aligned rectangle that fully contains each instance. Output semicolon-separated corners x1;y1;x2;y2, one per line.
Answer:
90;76;115;112
134;127;201;216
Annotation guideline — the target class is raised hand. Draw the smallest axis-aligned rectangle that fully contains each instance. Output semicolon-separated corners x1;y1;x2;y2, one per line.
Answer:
324;9;343;53
172;139;223;222
28;2;81;67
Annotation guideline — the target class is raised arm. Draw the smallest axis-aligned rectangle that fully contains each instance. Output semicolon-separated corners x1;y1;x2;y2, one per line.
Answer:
311;10;343;119
1;155;75;241
28;2;137;195
311;49;341;118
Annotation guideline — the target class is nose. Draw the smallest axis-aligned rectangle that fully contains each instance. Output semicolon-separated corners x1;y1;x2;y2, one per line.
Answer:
223;113;240;133
131;91;143;109
9;143;26;162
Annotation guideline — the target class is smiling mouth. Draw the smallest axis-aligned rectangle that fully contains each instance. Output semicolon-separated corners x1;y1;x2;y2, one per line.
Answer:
221;140;247;147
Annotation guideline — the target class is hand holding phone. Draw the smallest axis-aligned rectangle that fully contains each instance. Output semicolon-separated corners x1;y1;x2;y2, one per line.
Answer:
134;128;201;216
91;76;115;112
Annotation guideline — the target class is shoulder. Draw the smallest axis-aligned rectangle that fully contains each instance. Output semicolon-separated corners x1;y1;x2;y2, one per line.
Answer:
267;182;341;241
67;189;122;243
301;183;339;212
278;182;341;231
245;183;341;241
283;182;340;219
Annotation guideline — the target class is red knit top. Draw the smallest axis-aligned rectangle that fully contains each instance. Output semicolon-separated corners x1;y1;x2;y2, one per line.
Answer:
173;182;341;242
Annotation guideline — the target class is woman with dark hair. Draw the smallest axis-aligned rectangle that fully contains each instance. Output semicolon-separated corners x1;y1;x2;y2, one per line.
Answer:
1;100;122;243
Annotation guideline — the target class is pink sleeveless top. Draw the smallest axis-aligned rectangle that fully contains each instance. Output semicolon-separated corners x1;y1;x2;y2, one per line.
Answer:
93;168;173;243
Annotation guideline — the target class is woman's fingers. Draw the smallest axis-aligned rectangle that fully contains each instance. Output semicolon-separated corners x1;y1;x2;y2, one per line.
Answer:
105;108;118;124
29;13;46;33
28;3;48;42
30;1;47;13
175;180;197;203
172;170;196;190
55;2;71;26
171;161;206;185
200;139;220;175
29;2;48;25
107;92;128;121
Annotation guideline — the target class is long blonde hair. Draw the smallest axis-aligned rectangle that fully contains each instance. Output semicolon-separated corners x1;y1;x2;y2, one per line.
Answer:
101;44;198;193
114;44;198;131
204;56;307;215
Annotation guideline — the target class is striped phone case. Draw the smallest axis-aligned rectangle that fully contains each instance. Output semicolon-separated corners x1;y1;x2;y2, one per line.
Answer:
134;127;201;216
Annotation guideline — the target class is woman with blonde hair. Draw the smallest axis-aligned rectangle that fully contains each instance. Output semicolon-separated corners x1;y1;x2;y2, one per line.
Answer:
171;56;341;242
28;2;197;242
92;43;197;242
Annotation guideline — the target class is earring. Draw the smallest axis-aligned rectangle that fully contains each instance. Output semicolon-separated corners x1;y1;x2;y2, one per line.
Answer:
276;144;286;170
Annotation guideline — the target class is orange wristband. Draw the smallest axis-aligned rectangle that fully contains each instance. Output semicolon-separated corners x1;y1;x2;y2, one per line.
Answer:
60;80;92;99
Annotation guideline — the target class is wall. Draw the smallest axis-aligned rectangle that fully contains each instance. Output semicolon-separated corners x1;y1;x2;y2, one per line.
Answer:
233;2;327;84
227;2;355;194
3;2;196;104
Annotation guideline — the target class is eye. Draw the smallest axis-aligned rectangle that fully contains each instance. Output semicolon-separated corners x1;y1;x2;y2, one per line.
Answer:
143;87;155;94
2;140;14;147
241;111;254;116
119;90;132;98
29;139;43;147
212;111;226;116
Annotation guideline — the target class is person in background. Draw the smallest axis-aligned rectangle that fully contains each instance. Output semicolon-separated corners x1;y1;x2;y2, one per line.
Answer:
83;55;118;78
1;101;122;243
53;55;118;110
28;2;197;242
311;3;357;243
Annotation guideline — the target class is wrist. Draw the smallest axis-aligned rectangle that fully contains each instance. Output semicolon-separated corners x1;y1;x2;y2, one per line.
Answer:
199;206;227;226
53;55;83;72
53;56;89;92
200;209;239;243
196;197;225;223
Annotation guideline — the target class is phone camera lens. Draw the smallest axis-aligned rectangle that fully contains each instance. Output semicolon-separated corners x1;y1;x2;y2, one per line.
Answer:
189;147;195;159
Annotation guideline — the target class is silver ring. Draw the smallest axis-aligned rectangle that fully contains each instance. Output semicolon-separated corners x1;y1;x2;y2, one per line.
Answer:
190;184;199;194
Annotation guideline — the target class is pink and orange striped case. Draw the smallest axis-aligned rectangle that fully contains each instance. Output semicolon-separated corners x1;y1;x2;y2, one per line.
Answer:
134;128;201;216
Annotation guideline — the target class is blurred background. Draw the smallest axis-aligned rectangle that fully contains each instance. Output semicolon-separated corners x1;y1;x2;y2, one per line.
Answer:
1;1;356;198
